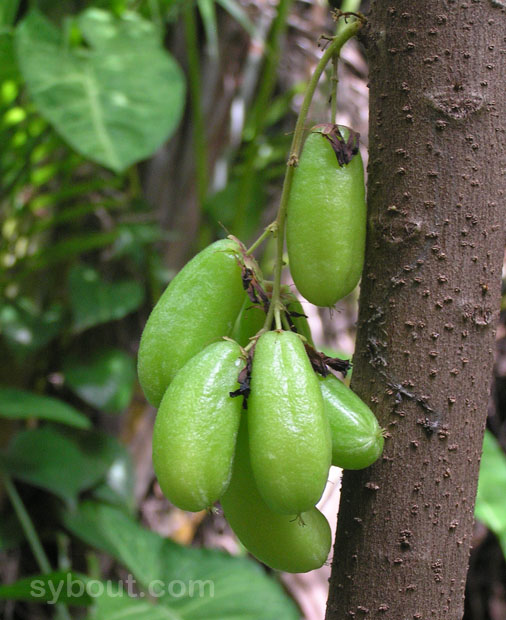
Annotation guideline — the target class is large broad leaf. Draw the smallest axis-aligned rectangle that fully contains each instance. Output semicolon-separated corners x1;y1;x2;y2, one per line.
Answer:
0;571;92;606
15;9;185;172
62;348;136;413
475;430;506;556
2;427;126;505
0;387;90;429
64;501;300;620
68;264;144;332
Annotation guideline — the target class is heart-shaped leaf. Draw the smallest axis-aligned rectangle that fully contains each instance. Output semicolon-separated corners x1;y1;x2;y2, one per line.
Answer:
15;9;185;172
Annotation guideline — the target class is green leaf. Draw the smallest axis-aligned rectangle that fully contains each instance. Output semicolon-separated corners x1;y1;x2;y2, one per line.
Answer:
15;9;185;172
111;222;169;260
64;501;300;620
89;586;181;620
63;348;136;413
0;30;19;82
3;427;125;505
476;430;506;556
0;1;20;27
0;571;92;605
0;298;64;358
68;264;144;332
0;387;90;429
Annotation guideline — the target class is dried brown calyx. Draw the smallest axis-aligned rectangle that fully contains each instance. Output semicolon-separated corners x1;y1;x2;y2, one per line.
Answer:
312;123;360;166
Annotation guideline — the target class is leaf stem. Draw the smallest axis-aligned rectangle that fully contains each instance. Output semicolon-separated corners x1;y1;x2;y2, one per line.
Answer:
4;474;51;573
183;3;208;209
4;475;72;618
262;18;362;332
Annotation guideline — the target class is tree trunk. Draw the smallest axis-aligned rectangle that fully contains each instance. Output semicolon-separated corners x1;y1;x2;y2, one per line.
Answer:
326;2;505;618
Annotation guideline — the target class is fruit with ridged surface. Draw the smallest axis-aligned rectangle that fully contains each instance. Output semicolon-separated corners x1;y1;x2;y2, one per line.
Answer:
152;340;243;512
248;330;331;514
138;239;245;406
286;124;366;307
319;373;384;470
221;420;332;573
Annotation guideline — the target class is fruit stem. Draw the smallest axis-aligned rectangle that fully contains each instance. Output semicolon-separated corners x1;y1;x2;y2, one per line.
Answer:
274;304;282;330
331;1;363;123
246;222;277;254
330;55;338;123
262;17;362;332
281;312;292;332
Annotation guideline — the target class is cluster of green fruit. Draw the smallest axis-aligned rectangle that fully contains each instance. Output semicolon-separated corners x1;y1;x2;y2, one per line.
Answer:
138;125;384;573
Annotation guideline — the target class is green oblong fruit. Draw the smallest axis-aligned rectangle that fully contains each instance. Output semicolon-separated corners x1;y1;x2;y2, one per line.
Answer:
286;125;366;307
152;340;244;512
319;373;384;470
221;420;331;573
248;330;331;514
138;239;245;406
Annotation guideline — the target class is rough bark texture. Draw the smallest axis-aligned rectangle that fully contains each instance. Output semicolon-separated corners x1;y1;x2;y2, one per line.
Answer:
326;2;505;619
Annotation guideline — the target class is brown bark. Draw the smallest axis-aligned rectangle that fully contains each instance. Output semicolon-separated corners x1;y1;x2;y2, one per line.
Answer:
326;2;505;619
